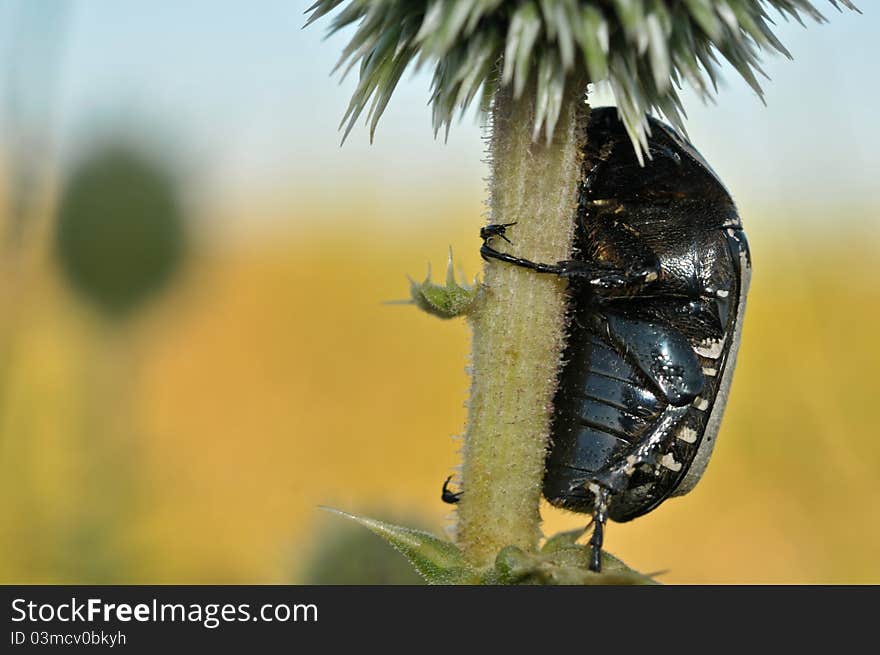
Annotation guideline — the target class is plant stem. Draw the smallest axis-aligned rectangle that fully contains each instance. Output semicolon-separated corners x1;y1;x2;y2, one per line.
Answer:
456;82;589;567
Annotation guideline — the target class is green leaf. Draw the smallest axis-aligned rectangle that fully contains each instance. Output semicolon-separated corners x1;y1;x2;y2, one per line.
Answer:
320;511;660;585
540;527;587;553
321;508;480;584
489;542;660;585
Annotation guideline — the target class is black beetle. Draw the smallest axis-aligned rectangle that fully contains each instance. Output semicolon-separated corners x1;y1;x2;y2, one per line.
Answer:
446;107;751;573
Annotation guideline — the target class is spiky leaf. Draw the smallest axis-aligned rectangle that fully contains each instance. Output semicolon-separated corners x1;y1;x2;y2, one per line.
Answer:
321;508;480;584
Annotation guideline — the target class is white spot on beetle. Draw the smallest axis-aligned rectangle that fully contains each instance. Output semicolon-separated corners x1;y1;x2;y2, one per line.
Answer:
702;367;718;376
660;453;682;472
693;397;710;411
694;336;725;359
623;455;638;475
716;289;730;298
677;427;698;443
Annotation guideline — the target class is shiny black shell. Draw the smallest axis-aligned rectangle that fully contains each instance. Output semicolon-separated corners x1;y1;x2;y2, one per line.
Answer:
542;108;751;522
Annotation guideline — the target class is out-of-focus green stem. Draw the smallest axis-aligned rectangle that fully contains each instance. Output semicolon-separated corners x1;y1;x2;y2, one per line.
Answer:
455;82;589;567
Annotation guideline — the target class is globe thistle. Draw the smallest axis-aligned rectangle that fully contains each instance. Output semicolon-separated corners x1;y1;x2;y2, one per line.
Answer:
308;0;858;156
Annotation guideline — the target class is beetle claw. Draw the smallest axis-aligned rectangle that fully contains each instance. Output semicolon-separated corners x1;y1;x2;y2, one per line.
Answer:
441;476;462;504
479;222;517;245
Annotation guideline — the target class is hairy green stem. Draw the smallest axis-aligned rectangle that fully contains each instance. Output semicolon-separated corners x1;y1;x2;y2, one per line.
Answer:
456;83;589;567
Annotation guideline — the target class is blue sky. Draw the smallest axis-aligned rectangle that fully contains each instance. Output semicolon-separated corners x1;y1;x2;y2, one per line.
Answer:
1;1;877;235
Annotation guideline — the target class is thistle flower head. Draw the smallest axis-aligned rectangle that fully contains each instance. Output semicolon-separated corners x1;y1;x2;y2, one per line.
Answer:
307;0;858;156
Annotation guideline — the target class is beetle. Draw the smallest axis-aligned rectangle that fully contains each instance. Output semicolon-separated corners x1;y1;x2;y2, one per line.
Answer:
444;107;750;573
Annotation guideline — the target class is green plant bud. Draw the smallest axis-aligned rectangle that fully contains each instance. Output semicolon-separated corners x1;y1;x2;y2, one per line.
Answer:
407;249;480;319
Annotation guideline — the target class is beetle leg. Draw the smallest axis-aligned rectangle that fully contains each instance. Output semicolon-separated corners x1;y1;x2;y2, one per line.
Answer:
588;485;611;572
480;242;568;274
481;241;658;296
480;223;661;296
592;405;690;490
556;260;660;297
441;476;462;504
479;224;566;273
574;213;663;297
480;224;618;277
566;403;690;549
480;223;565;273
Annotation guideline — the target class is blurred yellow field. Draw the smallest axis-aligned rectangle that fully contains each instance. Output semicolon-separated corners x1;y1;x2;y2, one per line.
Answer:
1;206;877;584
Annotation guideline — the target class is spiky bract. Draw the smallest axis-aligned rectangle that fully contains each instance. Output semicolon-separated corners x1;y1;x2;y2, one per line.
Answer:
307;0;858;156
